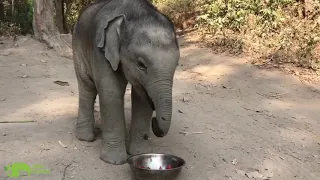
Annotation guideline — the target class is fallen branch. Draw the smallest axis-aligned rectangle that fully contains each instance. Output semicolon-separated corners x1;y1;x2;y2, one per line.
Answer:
0;120;36;123
58;140;68;148
62;162;73;180
270;92;288;97
179;131;203;136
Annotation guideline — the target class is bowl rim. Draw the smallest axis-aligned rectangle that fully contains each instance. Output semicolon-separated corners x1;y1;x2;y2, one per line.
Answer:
127;153;186;171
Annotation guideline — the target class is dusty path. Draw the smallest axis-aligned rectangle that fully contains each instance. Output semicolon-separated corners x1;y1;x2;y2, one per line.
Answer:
0;36;319;180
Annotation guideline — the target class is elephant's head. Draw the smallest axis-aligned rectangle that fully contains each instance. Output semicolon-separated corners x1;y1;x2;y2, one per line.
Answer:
97;14;179;137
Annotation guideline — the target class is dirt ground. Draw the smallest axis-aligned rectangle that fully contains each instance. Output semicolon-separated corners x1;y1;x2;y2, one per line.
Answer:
0;35;320;180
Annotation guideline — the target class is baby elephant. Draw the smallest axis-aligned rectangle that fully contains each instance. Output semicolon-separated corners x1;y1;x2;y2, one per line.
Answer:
72;0;180;165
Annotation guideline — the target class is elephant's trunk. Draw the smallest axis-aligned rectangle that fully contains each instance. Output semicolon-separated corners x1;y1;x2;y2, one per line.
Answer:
147;79;173;137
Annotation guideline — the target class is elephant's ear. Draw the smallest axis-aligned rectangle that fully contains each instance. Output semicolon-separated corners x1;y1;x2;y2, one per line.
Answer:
97;15;125;71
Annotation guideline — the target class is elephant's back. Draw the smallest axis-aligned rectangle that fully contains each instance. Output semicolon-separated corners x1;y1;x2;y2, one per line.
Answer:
73;1;112;45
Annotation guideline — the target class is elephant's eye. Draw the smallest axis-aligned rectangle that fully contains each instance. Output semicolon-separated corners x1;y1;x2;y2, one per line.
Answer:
137;60;147;71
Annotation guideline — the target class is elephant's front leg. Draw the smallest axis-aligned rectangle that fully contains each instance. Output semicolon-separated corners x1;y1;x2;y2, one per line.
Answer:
128;88;153;155
98;79;127;165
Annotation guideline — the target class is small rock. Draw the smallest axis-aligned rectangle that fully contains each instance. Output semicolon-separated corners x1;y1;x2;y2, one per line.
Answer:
284;67;290;72
178;110;183;113
231;158;237;165
21;75;28;78
262;171;274;179
40;60;47;63
20;63;27;66
3;133;7;136
313;155;318;158
280;156;285;160
182;96;189;102
236;169;246;176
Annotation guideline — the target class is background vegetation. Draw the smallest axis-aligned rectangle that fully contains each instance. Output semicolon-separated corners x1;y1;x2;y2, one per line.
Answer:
0;0;319;71
152;0;320;70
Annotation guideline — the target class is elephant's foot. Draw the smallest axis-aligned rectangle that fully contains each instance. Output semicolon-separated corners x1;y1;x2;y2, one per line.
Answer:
128;135;152;155
76;126;96;142
100;142;127;165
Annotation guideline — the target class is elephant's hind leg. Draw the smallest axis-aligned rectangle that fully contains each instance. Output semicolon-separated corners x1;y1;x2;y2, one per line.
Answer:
76;82;97;142
74;57;97;142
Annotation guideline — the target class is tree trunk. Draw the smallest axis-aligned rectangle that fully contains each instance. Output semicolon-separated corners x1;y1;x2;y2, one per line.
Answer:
33;0;59;47
65;0;72;32
33;0;72;58
54;0;69;33
11;0;14;17
0;0;4;21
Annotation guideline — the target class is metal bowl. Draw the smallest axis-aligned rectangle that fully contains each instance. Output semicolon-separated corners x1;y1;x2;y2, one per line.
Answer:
127;153;186;180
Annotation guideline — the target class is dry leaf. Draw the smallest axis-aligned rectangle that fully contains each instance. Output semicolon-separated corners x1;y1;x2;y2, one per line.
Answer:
245;171;264;179
54;81;69;86
222;85;231;89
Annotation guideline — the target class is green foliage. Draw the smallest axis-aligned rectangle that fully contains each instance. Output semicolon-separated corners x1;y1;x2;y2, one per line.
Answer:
153;0;320;70
0;0;34;36
196;0;295;33
65;0;96;32
152;0;200;29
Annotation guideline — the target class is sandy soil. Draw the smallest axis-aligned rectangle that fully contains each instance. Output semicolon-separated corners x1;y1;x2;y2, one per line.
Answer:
0;35;320;180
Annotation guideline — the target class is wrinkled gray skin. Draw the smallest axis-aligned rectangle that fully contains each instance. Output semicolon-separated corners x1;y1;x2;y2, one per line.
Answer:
72;0;180;165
